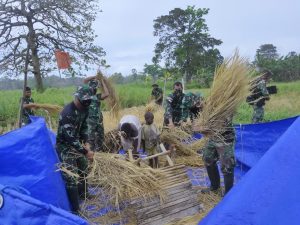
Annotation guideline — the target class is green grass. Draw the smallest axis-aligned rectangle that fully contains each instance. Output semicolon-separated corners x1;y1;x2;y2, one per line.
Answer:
0;81;300;126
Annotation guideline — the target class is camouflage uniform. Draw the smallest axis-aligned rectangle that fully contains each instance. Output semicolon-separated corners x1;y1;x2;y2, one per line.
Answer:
164;91;185;126
181;92;202;122
56;85;93;213
151;87;163;105
87;93;104;151
252;80;269;123
22;97;34;125
202;117;236;194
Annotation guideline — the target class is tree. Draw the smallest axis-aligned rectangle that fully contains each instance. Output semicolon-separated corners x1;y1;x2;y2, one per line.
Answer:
254;44;278;70
153;6;222;82
143;63;163;82
0;0;105;92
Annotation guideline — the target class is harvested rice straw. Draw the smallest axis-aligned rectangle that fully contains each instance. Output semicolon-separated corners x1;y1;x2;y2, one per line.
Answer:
160;130;197;157
86;152;165;207
33;103;62;114
102;129;122;153
97;72;120;118
194;51;250;140
174;155;204;167
145;100;161;113
189;138;208;152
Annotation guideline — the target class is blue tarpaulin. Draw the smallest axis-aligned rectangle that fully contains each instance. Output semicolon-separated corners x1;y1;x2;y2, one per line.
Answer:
0;116;70;210
0;184;88;225
199;116;300;225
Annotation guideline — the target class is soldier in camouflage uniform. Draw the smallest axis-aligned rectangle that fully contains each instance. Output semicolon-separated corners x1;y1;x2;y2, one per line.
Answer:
21;87;35;125
181;92;203;123
164;81;185;127
151;84;163;105
251;71;271;123
199;116;236;195
56;85;95;215
83;75;109;152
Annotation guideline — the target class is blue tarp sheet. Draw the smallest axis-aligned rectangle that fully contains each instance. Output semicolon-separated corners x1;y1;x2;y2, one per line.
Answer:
199;116;300;225
0;184;88;225
0;116;70;210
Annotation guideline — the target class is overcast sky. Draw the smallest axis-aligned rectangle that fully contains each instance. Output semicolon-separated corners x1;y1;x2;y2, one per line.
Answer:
93;0;300;76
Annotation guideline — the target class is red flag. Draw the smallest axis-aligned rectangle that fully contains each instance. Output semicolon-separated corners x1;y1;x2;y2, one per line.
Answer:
55;50;72;69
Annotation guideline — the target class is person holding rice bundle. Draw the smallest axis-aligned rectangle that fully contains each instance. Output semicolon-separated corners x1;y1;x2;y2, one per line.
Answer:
181;92;204;123
84;72;110;152
151;83;163;105
199;116;236;196
141;111;160;168
56;85;95;215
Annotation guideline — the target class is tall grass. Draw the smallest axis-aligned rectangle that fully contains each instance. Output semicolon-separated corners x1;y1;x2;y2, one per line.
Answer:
0;81;300;127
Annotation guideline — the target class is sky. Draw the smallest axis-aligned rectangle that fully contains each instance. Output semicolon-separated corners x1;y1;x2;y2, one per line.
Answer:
94;0;300;76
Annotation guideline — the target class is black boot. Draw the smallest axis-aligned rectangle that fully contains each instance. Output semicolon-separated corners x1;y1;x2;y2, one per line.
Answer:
66;187;80;214
201;164;220;194
224;173;234;195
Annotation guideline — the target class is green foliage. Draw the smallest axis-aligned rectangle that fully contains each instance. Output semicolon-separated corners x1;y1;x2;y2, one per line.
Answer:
254;44;300;81
1;81;299;126
153;6;223;82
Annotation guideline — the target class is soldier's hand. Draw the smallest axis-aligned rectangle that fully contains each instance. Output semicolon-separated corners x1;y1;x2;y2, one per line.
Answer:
86;150;94;161
168;122;175;128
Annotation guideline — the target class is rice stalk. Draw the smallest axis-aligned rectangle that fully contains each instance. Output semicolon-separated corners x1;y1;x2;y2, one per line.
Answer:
194;51;250;140
33;103;62;114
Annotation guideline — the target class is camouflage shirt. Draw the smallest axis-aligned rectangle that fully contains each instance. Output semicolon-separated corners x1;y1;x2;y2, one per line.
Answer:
88;93;102;122
164;92;185;124
56;102;89;155
22;97;34;124
151;87;163;104
181;93;202;122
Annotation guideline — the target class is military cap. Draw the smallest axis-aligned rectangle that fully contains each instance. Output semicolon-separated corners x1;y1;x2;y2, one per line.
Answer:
74;84;93;101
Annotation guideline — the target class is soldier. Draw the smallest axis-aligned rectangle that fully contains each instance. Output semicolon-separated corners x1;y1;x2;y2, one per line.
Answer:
151;83;163;105
181;92;203;123
21;87;35;125
83;75;109;152
197;116;236;196
56;85;95;215
164;81;185;127
250;70;272;123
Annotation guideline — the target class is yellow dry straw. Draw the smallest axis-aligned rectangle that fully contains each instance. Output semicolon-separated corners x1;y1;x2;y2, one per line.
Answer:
31;103;62;115
86;152;165;207
102;129;122;153
97;72;120;118
194;51;250;139
160;129;197;157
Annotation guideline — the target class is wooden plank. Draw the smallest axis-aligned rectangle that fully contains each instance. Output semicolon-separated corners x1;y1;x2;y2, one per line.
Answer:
137;193;199;218
159;143;174;166
137;191;199;214
138;201;200;224
128;149;134;162
141;205;201;225
159;164;185;171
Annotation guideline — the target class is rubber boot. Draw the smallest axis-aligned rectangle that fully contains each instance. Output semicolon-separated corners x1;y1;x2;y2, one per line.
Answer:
224;173;234;195
201;164;220;194
66;187;80;214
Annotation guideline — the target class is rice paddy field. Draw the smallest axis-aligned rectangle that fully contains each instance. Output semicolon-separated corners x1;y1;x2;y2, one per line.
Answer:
0;80;300;134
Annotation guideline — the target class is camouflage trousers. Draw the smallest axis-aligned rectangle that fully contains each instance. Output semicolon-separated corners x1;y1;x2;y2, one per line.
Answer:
57;148;88;189
252;105;264;123
87;117;104;152
202;139;236;175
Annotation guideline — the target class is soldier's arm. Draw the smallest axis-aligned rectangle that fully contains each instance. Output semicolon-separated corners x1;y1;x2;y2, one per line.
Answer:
83;75;97;84
61;115;88;155
165;95;175;127
79;115;89;144
99;78;109;100
259;81;269;97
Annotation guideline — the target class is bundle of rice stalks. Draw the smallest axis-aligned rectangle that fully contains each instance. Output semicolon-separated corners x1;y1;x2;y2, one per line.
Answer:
194;51;250;139
97;72;120;118
145;101;161;113
174;155;204;167
189;138;208;153
33;103;62;114
87;152;165;207
102;129;122;153
160;129;197;157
